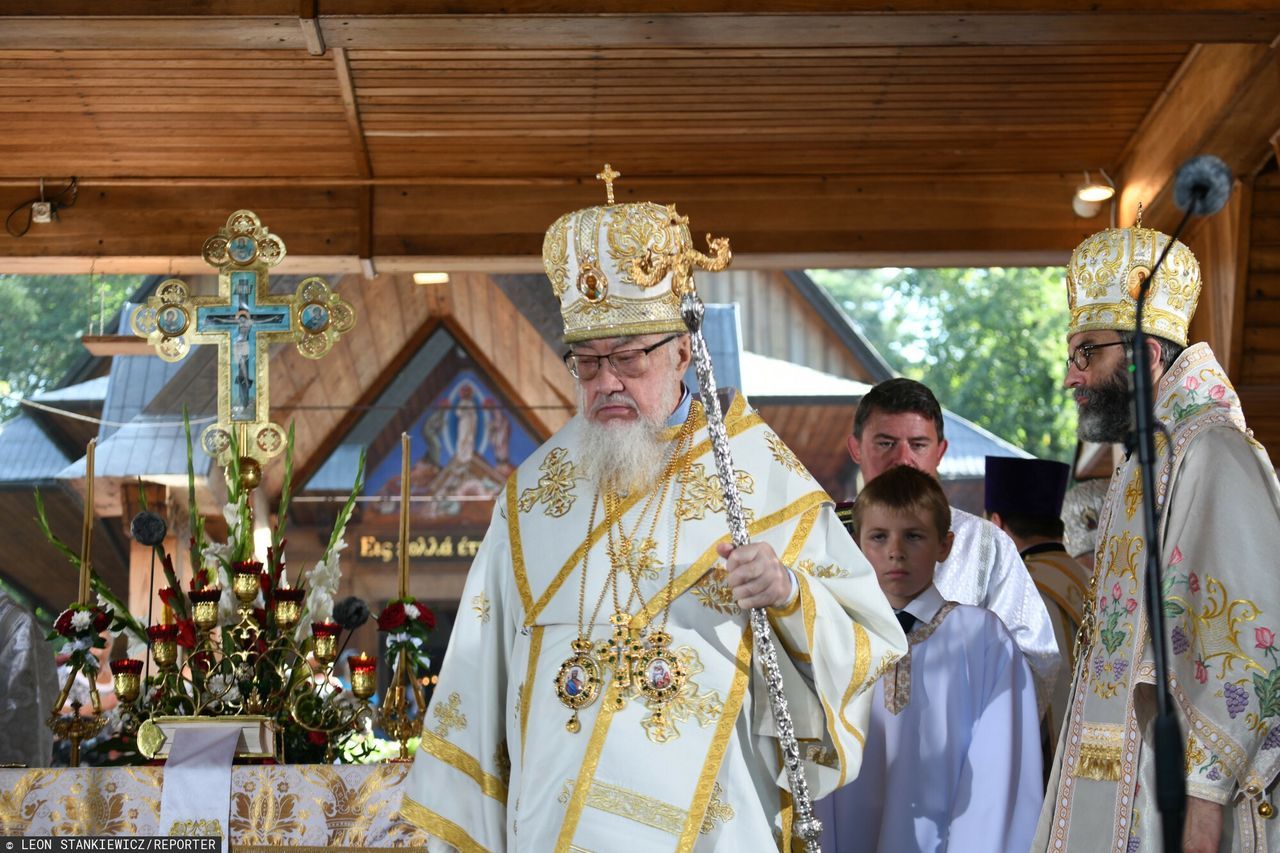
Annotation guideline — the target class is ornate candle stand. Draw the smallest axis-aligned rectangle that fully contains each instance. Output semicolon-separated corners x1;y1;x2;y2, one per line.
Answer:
377;648;427;761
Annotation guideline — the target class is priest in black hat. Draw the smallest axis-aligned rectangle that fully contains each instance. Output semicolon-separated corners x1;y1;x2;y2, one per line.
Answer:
984;455;1091;751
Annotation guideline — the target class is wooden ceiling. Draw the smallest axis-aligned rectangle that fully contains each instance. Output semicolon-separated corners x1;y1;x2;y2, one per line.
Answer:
0;2;1277;274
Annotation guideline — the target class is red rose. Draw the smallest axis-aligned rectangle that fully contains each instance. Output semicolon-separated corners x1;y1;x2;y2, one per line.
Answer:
306;731;328;746
175;619;196;649
418;605;436;631
92;608;111;632
377;602;407;631
54;609;73;635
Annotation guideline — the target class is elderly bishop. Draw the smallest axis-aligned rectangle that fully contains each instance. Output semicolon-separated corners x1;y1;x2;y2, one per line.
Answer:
400;176;906;851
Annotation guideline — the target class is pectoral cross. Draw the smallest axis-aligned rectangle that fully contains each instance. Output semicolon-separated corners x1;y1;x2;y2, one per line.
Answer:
130;210;355;470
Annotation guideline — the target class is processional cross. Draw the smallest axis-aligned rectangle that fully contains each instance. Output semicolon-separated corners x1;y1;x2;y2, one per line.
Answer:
130;210;355;476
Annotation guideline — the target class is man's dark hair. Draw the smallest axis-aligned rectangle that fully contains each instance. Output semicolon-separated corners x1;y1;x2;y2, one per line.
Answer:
1119;331;1184;374
851;465;951;541
852;378;945;441
994;512;1065;541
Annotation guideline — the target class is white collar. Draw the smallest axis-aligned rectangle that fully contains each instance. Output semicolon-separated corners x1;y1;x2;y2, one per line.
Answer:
899;583;945;624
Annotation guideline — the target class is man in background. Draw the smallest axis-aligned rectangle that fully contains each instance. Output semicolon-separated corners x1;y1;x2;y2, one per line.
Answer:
847;378;1062;708
984;455;1090;755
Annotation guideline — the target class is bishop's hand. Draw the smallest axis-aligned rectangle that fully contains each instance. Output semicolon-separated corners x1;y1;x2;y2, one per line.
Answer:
717;541;794;610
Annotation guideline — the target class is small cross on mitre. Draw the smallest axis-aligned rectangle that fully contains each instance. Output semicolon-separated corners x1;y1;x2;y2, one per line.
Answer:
596;163;621;204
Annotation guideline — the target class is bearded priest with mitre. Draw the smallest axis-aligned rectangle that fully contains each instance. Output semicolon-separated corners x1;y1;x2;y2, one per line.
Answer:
1035;212;1280;851
400;173;907;851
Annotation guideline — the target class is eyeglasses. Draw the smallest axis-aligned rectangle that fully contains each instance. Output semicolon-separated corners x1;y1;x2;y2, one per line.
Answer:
564;335;678;380
1067;341;1126;371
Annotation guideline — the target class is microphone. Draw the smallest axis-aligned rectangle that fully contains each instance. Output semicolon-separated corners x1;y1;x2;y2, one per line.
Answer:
1172;155;1232;217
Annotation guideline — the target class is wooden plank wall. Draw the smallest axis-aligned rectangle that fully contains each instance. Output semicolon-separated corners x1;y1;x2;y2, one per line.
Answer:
1239;166;1280;463
695;269;868;380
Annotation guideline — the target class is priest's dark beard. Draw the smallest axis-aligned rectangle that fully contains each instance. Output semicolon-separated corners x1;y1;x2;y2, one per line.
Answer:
1075;362;1133;443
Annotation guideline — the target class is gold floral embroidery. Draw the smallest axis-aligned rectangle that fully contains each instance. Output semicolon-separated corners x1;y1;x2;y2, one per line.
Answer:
1168;574;1265;680
794;558;848;579
611;535;663;582
557;777;690;835
518;448;578;517
1102;531;1143;589
676;463;755;522
494;741;512;788
432;692;468;737
640;645;724;744
691;564;740;615
169;819;222;836
230;767;309;844
605;203;682;286
802;743;840;769
297;765;414;845
700;782;735;834
52;773;147;835
1185;735;1208;776
472;592;491;624
0;769;55;834
1124;471;1142;520
766;432;811;480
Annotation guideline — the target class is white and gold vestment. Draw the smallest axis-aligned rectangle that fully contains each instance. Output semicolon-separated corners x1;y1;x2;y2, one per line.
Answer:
401;394;906;852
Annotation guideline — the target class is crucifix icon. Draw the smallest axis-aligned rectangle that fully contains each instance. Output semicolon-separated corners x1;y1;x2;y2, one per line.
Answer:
130;210;355;472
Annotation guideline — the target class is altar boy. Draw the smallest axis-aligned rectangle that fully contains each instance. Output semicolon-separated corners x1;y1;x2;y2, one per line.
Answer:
816;465;1043;852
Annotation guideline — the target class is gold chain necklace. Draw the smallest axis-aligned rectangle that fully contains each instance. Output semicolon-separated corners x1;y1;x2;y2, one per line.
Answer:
555;406;697;731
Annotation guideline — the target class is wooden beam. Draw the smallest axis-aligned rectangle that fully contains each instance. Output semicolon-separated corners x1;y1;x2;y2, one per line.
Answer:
333;46;376;271
1118;43;1280;231
0;174;1093;269
9;1;1280;12
81;335;152;357
298;0;327;56
0;12;1276;51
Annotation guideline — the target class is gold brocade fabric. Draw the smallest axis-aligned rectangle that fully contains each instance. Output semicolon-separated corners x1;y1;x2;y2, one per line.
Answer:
0;765;431;848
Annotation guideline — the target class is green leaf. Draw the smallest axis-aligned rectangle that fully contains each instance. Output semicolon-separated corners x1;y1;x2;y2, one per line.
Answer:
32;488;81;566
1164;601;1185;617
1252;669;1280;719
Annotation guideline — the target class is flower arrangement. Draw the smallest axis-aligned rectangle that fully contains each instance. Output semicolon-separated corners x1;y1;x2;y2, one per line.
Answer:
377;597;436;673
36;415;375;764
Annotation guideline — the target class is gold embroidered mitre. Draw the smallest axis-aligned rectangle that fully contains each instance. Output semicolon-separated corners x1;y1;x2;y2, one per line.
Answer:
1066;218;1202;347
542;165;731;343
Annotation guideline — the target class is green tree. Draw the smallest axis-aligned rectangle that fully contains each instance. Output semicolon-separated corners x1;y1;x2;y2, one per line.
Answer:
0;275;147;422
811;267;1077;462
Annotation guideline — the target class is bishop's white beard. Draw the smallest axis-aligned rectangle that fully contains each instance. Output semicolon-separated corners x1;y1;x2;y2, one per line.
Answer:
577;394;675;495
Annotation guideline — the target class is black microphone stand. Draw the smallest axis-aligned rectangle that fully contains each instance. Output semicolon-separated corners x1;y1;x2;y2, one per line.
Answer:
1131;196;1205;853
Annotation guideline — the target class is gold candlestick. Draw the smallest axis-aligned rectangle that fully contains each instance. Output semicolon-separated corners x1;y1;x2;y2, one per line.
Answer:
398;432;410;600
78;438;96;605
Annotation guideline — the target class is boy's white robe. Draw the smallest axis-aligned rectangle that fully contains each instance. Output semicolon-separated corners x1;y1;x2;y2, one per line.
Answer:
815;584;1043;853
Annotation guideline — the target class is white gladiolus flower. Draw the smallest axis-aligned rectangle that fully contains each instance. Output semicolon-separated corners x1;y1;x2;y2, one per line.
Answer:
126;634;149;662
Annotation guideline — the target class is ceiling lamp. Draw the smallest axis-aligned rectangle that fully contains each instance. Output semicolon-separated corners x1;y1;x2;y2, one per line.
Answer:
413;272;450;285
1072;170;1116;218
